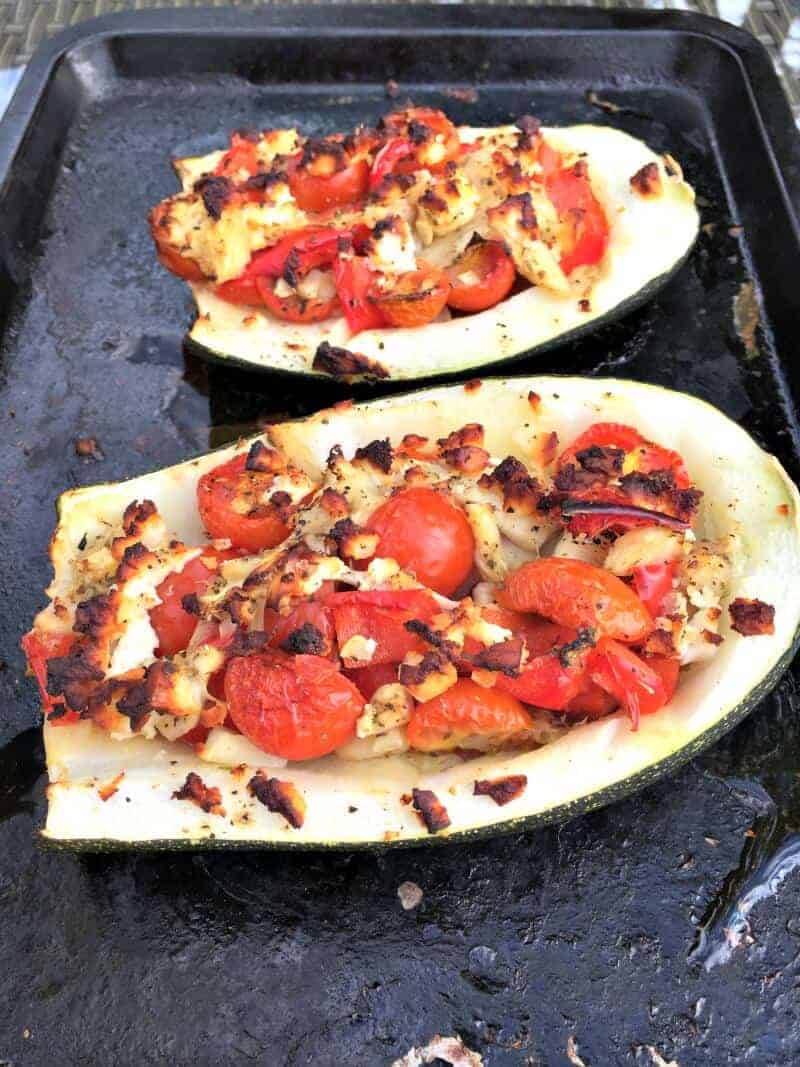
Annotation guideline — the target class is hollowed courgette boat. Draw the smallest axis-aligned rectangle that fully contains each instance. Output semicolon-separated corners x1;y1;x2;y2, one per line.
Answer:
24;377;800;849
150;108;699;381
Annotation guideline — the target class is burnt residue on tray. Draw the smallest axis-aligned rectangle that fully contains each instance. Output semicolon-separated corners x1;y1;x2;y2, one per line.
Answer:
2;8;800;1066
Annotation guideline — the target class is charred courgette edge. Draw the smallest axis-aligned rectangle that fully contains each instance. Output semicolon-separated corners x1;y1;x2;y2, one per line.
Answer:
39;376;800;849
184;125;699;382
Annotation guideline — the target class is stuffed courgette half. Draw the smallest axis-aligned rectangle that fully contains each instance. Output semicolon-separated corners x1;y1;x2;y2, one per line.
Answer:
25;377;799;849
150;108;699;382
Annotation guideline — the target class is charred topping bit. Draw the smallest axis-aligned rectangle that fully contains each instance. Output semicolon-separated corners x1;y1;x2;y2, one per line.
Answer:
479;455;543;514
505;192;537;232
538;431;560;467
46;651;104;713
404;619;458;657
269;490;294;523
703;629;724;646
630;162;662;198
441;445;490;474
473;774;528;806
172;771;226;817
226;630;271;657
122;499;157;535
729;597;776;636
73;593;116;637
515;114;541;150
328;517;380;561
194;175;233;219
312;341;390;381
528;391;541;411
575;444;625;477
248;771;306;828
279;621;327;656
75;436;104;460
557;628;596;667
399;648;454;687
437;423;484;451
643;628;677;657
181;592;202;616
579;299;591;312
471;637;524;677
354;438;394;473
243;171;287;192
245;440;284;473
412;787;451;833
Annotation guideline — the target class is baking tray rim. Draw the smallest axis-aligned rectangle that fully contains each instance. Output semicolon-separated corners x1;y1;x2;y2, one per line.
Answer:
1;4;798;219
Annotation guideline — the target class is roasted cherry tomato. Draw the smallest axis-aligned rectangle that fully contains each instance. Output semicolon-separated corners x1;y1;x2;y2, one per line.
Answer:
334;256;387;333
21;631;79;723
150;546;244;658
367;487;475;597
632;560;678;619
214;132;260;179
269;601;335;657
407;678;532;752
588;638;678;730
290;159;370;212
369;138;415;189
344;662;399;700
445;241;516;313
499;557;654;644
367;264;450;328
197;453;292;553
494;650;589;710
225;652;364;759
327;588;439;668
544;162;609;275
255;275;338;323
149;202;205;282
557;423;691;488
380;108;461;173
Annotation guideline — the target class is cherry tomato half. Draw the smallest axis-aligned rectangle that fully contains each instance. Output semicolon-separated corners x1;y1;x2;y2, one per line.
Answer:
196;453;292;553
499;557;654;644
344;662;399;699
446;241;516;313
290;158;370;213
225;652;364;760
255;275;338;323
407;678;532;752
150;547;244;658
367;487;475;597
367;264;450;329
214;132;260;179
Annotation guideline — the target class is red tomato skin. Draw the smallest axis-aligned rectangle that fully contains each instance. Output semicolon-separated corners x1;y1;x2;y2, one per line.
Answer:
564;680;618;720
196;453;291;553
334;257;386;333
500;558;654;644
214;133;260;178
329;590;439;668
494;652;587;710
557;423;691;488
344;662;399;699
269;602;335;657
151;556;214;658
367;487;475;597
446;242;516;313
407;678;531;752
588;638;675;730
21;631;80;724
544;164;609;274
369;265;451;329
369;139;415;189
290;159;369;212
255;277;338;324
225;653;364;760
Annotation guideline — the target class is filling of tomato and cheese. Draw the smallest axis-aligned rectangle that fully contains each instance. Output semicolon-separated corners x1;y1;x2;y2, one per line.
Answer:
149;108;620;339
25;417;776;777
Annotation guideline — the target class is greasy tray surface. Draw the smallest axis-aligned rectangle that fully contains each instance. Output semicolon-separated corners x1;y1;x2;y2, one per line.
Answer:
2;6;800;1064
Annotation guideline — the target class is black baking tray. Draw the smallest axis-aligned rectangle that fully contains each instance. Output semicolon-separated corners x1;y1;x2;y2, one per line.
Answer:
3;7;800;1065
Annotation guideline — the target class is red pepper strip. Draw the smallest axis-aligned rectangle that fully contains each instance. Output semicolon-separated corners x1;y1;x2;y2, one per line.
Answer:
369;139;415;190
633;561;678;618
333;257;387;333
588;638;674;731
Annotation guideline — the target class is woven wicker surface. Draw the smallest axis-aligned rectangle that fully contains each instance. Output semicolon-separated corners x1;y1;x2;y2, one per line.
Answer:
0;0;798;118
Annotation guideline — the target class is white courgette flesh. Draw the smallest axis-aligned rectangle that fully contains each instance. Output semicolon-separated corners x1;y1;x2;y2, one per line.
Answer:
42;377;800;848
186;126;699;380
